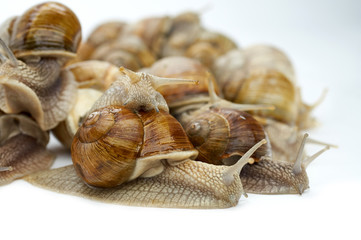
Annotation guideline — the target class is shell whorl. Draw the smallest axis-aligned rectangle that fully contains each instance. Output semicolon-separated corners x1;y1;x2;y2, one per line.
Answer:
184;108;271;165
71;106;143;188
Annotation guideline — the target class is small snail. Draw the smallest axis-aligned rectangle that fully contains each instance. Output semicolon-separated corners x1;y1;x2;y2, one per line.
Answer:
212;45;319;129
0;113;55;185
0;2;81;130
172;75;273;166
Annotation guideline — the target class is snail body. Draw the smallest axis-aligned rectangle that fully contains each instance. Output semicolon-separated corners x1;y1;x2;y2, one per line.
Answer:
240;133;330;194
0;114;55;185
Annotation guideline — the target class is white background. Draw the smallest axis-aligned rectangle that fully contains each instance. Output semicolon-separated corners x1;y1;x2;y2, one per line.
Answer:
1;0;360;239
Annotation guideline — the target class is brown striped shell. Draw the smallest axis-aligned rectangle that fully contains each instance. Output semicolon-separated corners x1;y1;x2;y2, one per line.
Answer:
146;56;220;109
213;46;299;125
183;108;271;165
77;21;128;60
88;35;155;71
9;2;81;59
71;106;198;188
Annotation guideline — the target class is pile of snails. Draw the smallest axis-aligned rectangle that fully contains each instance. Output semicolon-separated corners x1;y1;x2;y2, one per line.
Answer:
0;2;334;209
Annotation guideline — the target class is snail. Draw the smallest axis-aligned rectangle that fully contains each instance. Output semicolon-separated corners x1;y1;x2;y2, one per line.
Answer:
26;139;266;208
175;78;331;194
53;64;196;147
212;45;322;129
0;113;55;185
162;71;273;166
71;106;199;188
0;2;81;130
25;66;267;208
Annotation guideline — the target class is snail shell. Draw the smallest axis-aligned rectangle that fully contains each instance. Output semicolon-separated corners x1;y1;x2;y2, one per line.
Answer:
182;107;272;165
77;21;128;60
71;106;198;188
9;2;81;59
88;35;155;71
0;2;81;130
213;46;299;125
185;30;237;68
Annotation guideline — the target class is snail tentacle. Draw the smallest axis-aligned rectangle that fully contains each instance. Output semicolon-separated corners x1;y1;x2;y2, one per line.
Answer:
0;38;18;67
223;139;267;186
292;133;309;175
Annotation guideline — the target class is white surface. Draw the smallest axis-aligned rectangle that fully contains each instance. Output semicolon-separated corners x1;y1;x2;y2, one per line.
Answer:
1;0;360;239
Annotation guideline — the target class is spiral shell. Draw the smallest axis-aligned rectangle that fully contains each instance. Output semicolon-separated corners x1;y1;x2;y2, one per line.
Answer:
71;106;197;188
9;2;81;59
183;108;271;165
213;46;298;125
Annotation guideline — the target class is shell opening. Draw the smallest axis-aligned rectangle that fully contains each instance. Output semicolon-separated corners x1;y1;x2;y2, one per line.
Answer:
0;38;18;67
